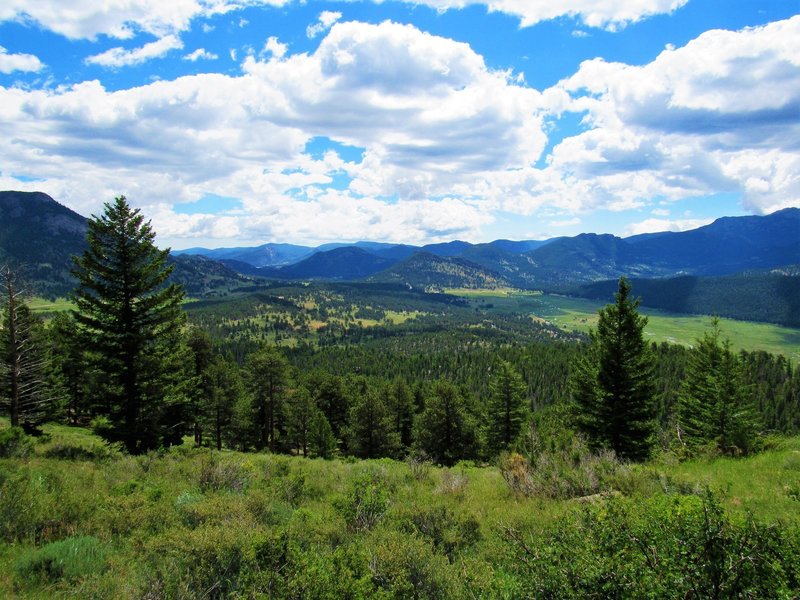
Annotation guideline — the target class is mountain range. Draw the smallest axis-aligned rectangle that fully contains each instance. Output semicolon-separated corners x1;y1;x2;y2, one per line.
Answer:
176;206;800;290
1;190;799;325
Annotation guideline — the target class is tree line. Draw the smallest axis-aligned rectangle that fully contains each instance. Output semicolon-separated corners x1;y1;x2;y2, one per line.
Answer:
2;197;799;463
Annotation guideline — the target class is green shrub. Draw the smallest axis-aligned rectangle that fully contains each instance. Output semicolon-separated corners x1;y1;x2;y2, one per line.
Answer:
367;529;462;599
335;472;389;532
0;426;34;458
395;503;481;561
14;536;108;583
198;455;249;492
143;524;249;599
500;434;629;499
503;489;800;597
43;442;118;461
0;469;68;542
89;416;114;440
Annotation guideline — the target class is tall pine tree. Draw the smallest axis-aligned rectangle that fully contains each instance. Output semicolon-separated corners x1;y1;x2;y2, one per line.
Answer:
572;277;655;461
71;196;185;453
414;380;479;466
244;345;288;451
678;318;760;456
486;360;528;456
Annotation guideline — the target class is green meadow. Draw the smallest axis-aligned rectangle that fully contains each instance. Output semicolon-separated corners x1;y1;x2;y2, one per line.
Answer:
2;419;800;598
450;289;800;361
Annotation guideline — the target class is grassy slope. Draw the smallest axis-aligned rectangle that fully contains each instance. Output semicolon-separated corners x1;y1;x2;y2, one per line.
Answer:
2;419;800;597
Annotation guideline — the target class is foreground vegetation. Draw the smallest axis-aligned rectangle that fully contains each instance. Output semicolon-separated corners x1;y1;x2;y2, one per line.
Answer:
2;420;800;599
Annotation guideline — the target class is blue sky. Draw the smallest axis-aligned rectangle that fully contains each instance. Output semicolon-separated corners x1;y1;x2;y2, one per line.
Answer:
1;0;799;248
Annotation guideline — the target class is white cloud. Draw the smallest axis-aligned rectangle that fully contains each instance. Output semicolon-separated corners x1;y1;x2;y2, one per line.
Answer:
307;11;342;39
263;36;287;58
0;0;686;43
0;20;540;244
625;217;713;236
389;0;687;29
0;0;290;40
86;35;184;67
4;15;800;246
0;46;43;73
548;15;800;214
184;48;218;62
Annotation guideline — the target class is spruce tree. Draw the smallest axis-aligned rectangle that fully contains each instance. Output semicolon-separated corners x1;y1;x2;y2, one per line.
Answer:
486;360;528;456
572;277;655;461
185;327;215;447
71;196;185;453
308;411;337;459
286;386;317;457
46;312;91;424
347;385;400;459
414;379;479;466
203;356;242;451
387;378;415;451
244;345;288;451
678;319;760;455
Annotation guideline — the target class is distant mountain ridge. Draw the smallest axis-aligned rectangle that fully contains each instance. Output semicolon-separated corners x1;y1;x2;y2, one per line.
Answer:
259;246;395;280
2;190;799;304
0;191;251;298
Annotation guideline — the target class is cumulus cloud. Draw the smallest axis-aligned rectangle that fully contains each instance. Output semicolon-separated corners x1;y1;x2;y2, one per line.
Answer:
184;48;218;62
0;46;44;73
625;217;713;236
86;35;184;67
263;36;287;58
0;20;542;243
0;0;687;41
307;11;342;39
391;0;687;29
548;15;800;214
3;15;800;246
0;0;290;40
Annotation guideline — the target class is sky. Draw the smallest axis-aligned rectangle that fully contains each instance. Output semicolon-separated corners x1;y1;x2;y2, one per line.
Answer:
1;1;799;249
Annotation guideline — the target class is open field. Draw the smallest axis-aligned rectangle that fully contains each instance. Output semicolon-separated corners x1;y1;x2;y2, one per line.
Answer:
27;297;74;314
449;289;800;360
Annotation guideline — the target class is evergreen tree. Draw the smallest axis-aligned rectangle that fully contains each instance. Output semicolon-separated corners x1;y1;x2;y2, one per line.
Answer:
310;372;349;442
1;265;49;429
185;327;215;446
244;345;288;451
486;360;528;456
203;356;242;451
414;379;479;466
571;277;655;461
46;312;91;424
308;411;337;459
678;319;760;455
387;378;415;451
71;196;186;453
347;386;400;459
286;386;316;456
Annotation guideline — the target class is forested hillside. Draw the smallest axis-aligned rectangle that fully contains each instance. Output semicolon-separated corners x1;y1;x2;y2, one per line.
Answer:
568;267;800;327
